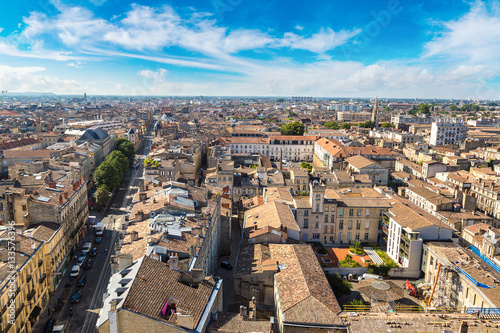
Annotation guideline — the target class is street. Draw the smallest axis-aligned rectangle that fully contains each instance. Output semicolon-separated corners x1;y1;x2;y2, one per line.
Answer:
33;121;155;333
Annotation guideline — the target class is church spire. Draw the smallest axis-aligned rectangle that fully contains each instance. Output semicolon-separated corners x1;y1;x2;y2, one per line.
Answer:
372;97;379;128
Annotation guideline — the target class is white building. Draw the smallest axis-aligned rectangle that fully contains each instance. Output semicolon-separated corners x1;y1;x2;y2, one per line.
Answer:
384;198;455;278
429;119;468;146
269;135;317;162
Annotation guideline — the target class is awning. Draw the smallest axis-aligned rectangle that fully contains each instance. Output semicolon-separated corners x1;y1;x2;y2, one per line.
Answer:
30;306;41;318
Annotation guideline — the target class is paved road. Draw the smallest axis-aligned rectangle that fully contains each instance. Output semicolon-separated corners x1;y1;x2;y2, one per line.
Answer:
34;122;155;333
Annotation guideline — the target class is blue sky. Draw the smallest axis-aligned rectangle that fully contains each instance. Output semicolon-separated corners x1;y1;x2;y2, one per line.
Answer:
0;0;499;98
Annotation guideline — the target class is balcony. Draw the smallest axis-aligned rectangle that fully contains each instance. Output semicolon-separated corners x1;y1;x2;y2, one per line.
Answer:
26;275;32;283
27;289;36;302
15;303;24;317
39;275;46;284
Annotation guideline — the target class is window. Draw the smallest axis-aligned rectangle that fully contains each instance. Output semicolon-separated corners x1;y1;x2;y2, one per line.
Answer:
315;220;319;228
348;220;353;230
357;209;362;216
349;209;354;216
22;205;27;211
316;205;320;212
339;220;344;229
330;236;334;243
365;220;370;229
324;215;328;223
324;226;328;234
303;219;309;229
330;227;334;234
355;233;360;241
364;233;369;241
338;232;343;243
304;210;309;216
366;209;370;216
312;233;320;240
339;209;344;216
430;256;434;266
325;206;329;212
347;232;351;241
356;220;361;230
331;215;335;223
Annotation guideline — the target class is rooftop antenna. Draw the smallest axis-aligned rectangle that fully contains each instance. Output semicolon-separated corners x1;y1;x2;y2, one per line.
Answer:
1;91;7;104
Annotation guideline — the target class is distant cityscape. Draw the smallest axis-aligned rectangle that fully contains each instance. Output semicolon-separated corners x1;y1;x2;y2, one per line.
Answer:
0;93;499;333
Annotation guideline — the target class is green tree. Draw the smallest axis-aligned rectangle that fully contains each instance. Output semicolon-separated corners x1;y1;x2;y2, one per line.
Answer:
108;150;129;177
324;121;340;130
94;160;121;190
339;254;361;268
358;120;375;128
381;123;395;128
94;185;110;208
276;98;284;103
280;121;305;135
340;123;352;130
325;273;351;298
449;104;458;111
419;103;430;114
115;138;135;161
408;106;418;115
300;162;313;173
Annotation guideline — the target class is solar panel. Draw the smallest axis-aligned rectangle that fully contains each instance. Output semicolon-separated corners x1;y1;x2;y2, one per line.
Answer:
38;196;50;202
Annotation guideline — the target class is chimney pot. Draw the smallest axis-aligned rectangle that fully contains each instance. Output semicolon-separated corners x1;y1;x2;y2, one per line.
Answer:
49;181;56;188
64;191;68;199
59;195;63;204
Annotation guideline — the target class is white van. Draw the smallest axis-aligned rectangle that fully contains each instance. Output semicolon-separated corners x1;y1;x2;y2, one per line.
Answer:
70;265;80;278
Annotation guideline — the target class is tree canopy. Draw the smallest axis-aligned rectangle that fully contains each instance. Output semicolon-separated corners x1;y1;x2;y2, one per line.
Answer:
300;162;312;173
358;120;375;128
340;123;352;130
419;103;430;115
324;121;340;130
94;185;110;208
280;121;305;135
115;138;135;161
381;122;395;128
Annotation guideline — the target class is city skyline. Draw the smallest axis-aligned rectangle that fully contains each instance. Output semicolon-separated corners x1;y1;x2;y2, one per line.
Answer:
0;0;499;99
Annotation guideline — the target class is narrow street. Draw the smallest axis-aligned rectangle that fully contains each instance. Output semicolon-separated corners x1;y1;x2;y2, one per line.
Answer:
33;120;155;333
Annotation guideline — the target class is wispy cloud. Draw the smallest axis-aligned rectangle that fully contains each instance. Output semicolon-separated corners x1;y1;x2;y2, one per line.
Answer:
0;65;82;94
424;1;500;65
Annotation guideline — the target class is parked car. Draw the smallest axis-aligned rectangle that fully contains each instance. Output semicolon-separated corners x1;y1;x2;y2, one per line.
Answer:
77;275;86;287
82;241;92;256
43;318;55;333
70;265;80;278
71;290;82;303
95;236;102;244
84;259;92;269
90;247;97;257
76;256;85;266
220;261;232;270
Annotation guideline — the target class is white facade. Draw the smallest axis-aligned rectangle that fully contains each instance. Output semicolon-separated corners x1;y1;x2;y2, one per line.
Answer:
430;119;467;146
269;136;316;162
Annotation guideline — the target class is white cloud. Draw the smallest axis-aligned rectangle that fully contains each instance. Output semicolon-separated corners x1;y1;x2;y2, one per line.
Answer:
279;28;361;54
0;65;82;94
424;1;500;65
0;28;3;34
295;25;304;31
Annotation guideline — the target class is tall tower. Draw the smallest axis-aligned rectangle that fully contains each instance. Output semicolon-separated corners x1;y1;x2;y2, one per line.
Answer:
371;97;379;128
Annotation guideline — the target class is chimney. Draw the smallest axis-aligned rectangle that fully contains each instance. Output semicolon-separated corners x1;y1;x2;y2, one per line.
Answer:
192;226;202;236
109;300;118;333
64;191;68;199
459;321;468;333
131;231;139;241
239;305;247;318
191;268;203;283
168;253;179;270
59;195;63;204
280;150;283;171
49;181;56;188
